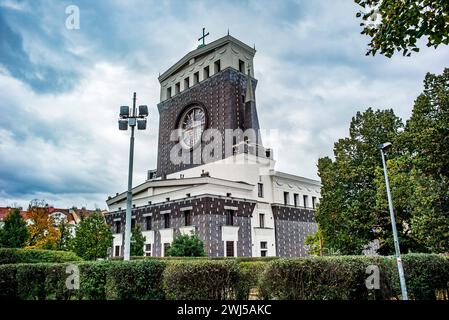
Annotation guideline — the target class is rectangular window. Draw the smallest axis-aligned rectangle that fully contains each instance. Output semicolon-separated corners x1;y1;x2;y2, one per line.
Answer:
166;87;172;99
214;60;221;74
145;243;151;256
226;241;234;257
284;192;289;205
312;196;317;209
260;241;267;257
114;245;120;257
175;82;180;94
131;218;136;230
258;183;264;198
163;243;170;257
164;214;170;229
239;59;245;73
184;210;191;226
193;72;199;85
226;210;234;226
259;213;265;228
114;221;121;234
184;77;189;89
145;216;152;231
203;66;210;79
294;193;299;207
303;195;309;208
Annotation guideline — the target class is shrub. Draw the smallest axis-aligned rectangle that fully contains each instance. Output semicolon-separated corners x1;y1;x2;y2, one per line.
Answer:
0;264;18;299
236;261;268;300
105;260;166;300
260;256;396;300
401;254;449;300
163;260;240;300
16;263;49;300
0;248;82;264
78;261;111;300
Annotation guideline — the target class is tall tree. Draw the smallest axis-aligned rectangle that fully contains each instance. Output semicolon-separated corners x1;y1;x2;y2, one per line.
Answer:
26;200;60;250
355;0;449;57
316;108;404;254
0;208;29;248
130;225;146;256
375;69;449;253
70;211;113;260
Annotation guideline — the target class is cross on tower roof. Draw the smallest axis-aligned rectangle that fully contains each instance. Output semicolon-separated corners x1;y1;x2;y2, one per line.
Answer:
197;27;209;48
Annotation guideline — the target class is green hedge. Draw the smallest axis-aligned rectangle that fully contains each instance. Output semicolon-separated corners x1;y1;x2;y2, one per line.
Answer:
0;254;447;300
163;260;240;300
0;248;82;264
105;260;166;300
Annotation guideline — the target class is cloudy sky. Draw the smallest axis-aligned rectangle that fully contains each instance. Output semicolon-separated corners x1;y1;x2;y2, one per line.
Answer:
1;0;448;209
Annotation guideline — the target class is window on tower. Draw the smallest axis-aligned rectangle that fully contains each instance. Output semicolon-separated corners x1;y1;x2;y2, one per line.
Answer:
214;60;221;74
239;59;245;73
203;66;210;79
284;192;290;205
303;195;309;208
225;210;234;226
167;87;172;99
184;210;191;226
145;216;152;231
193;72;199;85
258;183;264;198
175;82;180;94
164;214;170;229
184;77;189;90
294;193;299;207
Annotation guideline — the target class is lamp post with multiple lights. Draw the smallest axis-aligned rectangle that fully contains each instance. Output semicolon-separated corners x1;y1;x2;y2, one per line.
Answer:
118;92;148;261
379;142;408;300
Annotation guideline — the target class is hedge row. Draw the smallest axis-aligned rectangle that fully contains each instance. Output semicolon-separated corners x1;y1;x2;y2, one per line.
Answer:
0;248;82;264
0;254;447;300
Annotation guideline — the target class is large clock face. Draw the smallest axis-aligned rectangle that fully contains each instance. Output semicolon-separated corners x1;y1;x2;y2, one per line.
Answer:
179;105;206;149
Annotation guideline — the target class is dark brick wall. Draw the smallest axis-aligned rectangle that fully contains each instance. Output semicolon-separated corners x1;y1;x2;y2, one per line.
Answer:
156;67;259;177
271;205;317;257
106;195;255;257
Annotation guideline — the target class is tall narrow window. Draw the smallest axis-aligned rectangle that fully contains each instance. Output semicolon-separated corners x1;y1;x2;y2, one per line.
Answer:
164;214;170;229
303;195;309;208
294;194;299;207
115;245;120;257
226;210;234;226
259;213;265;228
145;244;152;257
163;243;170;256
184;77;190;89
145;216;152;231
114;221;121;234
175;82;180;94
258;183;264;198
166;87;172;99
131;218;136;230
283;192;290;205
193;72;199;85
312;196;317;209
214;60;221;74
260;241;267;257
226;241;234;257
203;66;210;79
239;59;245;73
184;210;191;226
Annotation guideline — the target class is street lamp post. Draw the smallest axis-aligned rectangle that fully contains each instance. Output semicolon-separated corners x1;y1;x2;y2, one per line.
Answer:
379;142;408;300
118;92;148;261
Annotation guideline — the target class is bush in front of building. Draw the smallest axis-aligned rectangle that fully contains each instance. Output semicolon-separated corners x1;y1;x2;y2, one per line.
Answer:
162;260;240;299
105;259;166;300
260;254;449;300
235;261;269;300
0;248;82;264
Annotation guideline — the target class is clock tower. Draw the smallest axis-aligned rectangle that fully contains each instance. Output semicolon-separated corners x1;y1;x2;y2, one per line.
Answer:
155;33;267;178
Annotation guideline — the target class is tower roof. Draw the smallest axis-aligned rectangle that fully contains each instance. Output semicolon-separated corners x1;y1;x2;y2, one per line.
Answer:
158;35;256;83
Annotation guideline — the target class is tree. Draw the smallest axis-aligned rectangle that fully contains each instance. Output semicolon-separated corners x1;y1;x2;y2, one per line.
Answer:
71;211;113;260
166;233;206;257
355;0;449;57
375;69;449;253
26;200;60;250
130;225;146;256
55;219;74;251
316;108;404;254
0;208;29;248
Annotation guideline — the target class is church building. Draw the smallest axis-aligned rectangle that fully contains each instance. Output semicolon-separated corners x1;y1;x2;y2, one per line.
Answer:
105;33;321;258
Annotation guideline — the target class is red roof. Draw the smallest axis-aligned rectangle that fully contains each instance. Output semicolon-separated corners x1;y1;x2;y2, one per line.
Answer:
0;206;98;223
0;207;28;221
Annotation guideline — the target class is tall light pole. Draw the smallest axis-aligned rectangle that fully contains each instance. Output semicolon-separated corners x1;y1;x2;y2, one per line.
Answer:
379;142;408;300
118;92;148;261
